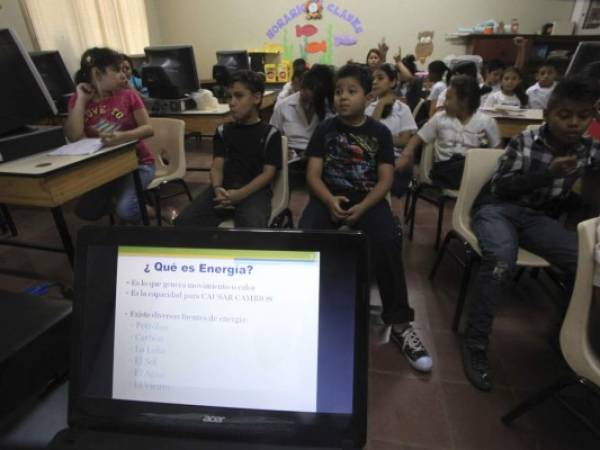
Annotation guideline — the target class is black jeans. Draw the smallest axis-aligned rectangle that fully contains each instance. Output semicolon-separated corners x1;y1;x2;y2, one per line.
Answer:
299;195;414;325
465;203;578;348
174;186;271;228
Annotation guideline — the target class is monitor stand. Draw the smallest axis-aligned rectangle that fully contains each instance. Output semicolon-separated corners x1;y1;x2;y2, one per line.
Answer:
0;125;66;164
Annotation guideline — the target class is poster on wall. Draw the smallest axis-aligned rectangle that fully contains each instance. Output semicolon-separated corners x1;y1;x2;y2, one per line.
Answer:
265;1;364;65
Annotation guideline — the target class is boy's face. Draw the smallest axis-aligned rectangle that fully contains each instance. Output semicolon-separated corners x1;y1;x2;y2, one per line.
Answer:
537;66;558;88
486;68;503;86
227;82;261;122
334;77;368;119
545;99;595;146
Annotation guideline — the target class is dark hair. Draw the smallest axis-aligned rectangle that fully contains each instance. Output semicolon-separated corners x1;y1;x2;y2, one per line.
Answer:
546;76;600;112
228;70;265;95
120;54;140;78
402;54;418;75
292;58;307;72
502;66;528;107
582;61;600;81
450;75;481;114
485;59;506;74
428;60;448;82
336;64;373;95
301;64;335;121
366;48;383;65
538;58;561;72
373;63;398;119
446;60;478;85
75;47;123;84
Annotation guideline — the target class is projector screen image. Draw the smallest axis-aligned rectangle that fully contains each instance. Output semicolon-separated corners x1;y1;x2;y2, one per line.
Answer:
112;246;321;413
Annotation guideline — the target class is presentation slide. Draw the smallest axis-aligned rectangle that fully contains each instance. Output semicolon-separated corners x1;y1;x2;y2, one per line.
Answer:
112;246;321;413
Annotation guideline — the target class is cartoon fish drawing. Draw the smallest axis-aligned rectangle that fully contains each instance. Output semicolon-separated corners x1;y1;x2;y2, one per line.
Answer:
334;35;358;47
305;40;327;54
296;24;318;37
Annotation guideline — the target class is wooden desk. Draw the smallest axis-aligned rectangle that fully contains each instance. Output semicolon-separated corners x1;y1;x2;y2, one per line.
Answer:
0;142;148;266
157;90;277;137
482;109;544;139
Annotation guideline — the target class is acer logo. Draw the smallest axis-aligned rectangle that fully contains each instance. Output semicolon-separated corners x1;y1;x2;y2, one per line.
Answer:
202;415;226;423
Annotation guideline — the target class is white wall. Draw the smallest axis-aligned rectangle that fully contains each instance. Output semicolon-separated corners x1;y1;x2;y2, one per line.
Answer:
148;0;576;79
0;0;35;49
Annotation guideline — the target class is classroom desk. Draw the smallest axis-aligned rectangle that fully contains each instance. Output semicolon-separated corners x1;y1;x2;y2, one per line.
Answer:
482;109;544;139
156;90;277;137
0;142;148;266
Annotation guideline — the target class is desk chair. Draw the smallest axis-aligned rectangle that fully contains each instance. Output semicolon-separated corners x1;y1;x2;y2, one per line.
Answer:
220;136;292;229
145;118;192;226
502;217;600;437
406;142;458;249
429;148;550;332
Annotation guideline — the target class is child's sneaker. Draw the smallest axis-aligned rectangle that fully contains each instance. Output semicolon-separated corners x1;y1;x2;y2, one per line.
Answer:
391;324;433;373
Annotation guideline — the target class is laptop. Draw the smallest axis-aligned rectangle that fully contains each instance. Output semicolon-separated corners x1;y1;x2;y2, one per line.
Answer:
48;226;369;449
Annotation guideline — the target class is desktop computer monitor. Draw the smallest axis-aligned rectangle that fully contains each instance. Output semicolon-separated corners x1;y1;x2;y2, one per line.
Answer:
216;50;250;73
142;45;200;99
566;42;600;76
0;28;57;136
29;50;75;114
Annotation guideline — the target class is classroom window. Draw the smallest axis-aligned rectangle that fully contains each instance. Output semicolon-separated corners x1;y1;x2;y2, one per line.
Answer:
21;0;150;74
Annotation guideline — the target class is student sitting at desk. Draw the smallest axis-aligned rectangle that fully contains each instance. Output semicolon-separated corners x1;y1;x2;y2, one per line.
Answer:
175;70;282;228
270;64;334;161
526;59;560;110
483;66;528;109
64;47;154;225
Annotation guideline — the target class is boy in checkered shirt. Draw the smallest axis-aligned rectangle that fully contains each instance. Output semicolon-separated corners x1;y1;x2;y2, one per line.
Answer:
462;77;600;392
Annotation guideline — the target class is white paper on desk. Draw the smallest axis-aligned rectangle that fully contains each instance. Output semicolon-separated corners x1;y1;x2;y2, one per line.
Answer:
48;138;104;156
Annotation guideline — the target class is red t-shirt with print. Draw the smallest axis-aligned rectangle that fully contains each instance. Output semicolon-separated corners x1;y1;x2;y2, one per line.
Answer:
68;89;154;166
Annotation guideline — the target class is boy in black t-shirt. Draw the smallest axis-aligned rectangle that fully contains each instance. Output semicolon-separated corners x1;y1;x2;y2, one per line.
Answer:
299;64;432;373
175;71;282;228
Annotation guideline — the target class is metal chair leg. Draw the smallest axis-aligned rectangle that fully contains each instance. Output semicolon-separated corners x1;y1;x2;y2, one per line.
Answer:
408;185;421;241
153;189;162;227
452;247;475;332
429;230;454;280
177;178;193;201
435;196;446;250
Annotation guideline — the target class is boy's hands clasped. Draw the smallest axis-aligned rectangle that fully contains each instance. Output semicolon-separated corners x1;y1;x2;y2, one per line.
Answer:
327;196;367;225
213;187;243;209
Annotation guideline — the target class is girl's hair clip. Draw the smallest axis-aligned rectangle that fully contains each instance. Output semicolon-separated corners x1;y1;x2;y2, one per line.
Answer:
85;55;93;66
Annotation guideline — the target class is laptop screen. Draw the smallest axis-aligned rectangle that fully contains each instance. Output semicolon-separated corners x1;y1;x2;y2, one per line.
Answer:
71;227;368;447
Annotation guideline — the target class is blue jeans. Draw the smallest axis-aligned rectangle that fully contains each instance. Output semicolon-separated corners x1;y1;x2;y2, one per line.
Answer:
76;164;155;225
174;186;271;228
299;196;414;325
465;203;578;348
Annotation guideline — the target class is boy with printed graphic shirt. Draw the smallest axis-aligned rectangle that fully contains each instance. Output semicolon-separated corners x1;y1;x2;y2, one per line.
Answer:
300;64;433;373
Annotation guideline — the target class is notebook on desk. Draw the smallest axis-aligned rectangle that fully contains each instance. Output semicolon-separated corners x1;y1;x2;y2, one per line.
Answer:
47;226;369;450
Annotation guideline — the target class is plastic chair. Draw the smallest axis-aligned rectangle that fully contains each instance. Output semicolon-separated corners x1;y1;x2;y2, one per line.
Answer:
220;136;292;229
406;142;459;249
145;118;192;226
429;148;550;331
502;217;600;437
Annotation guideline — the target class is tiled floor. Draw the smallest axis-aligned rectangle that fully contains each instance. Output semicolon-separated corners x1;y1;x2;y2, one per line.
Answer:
0;138;598;449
